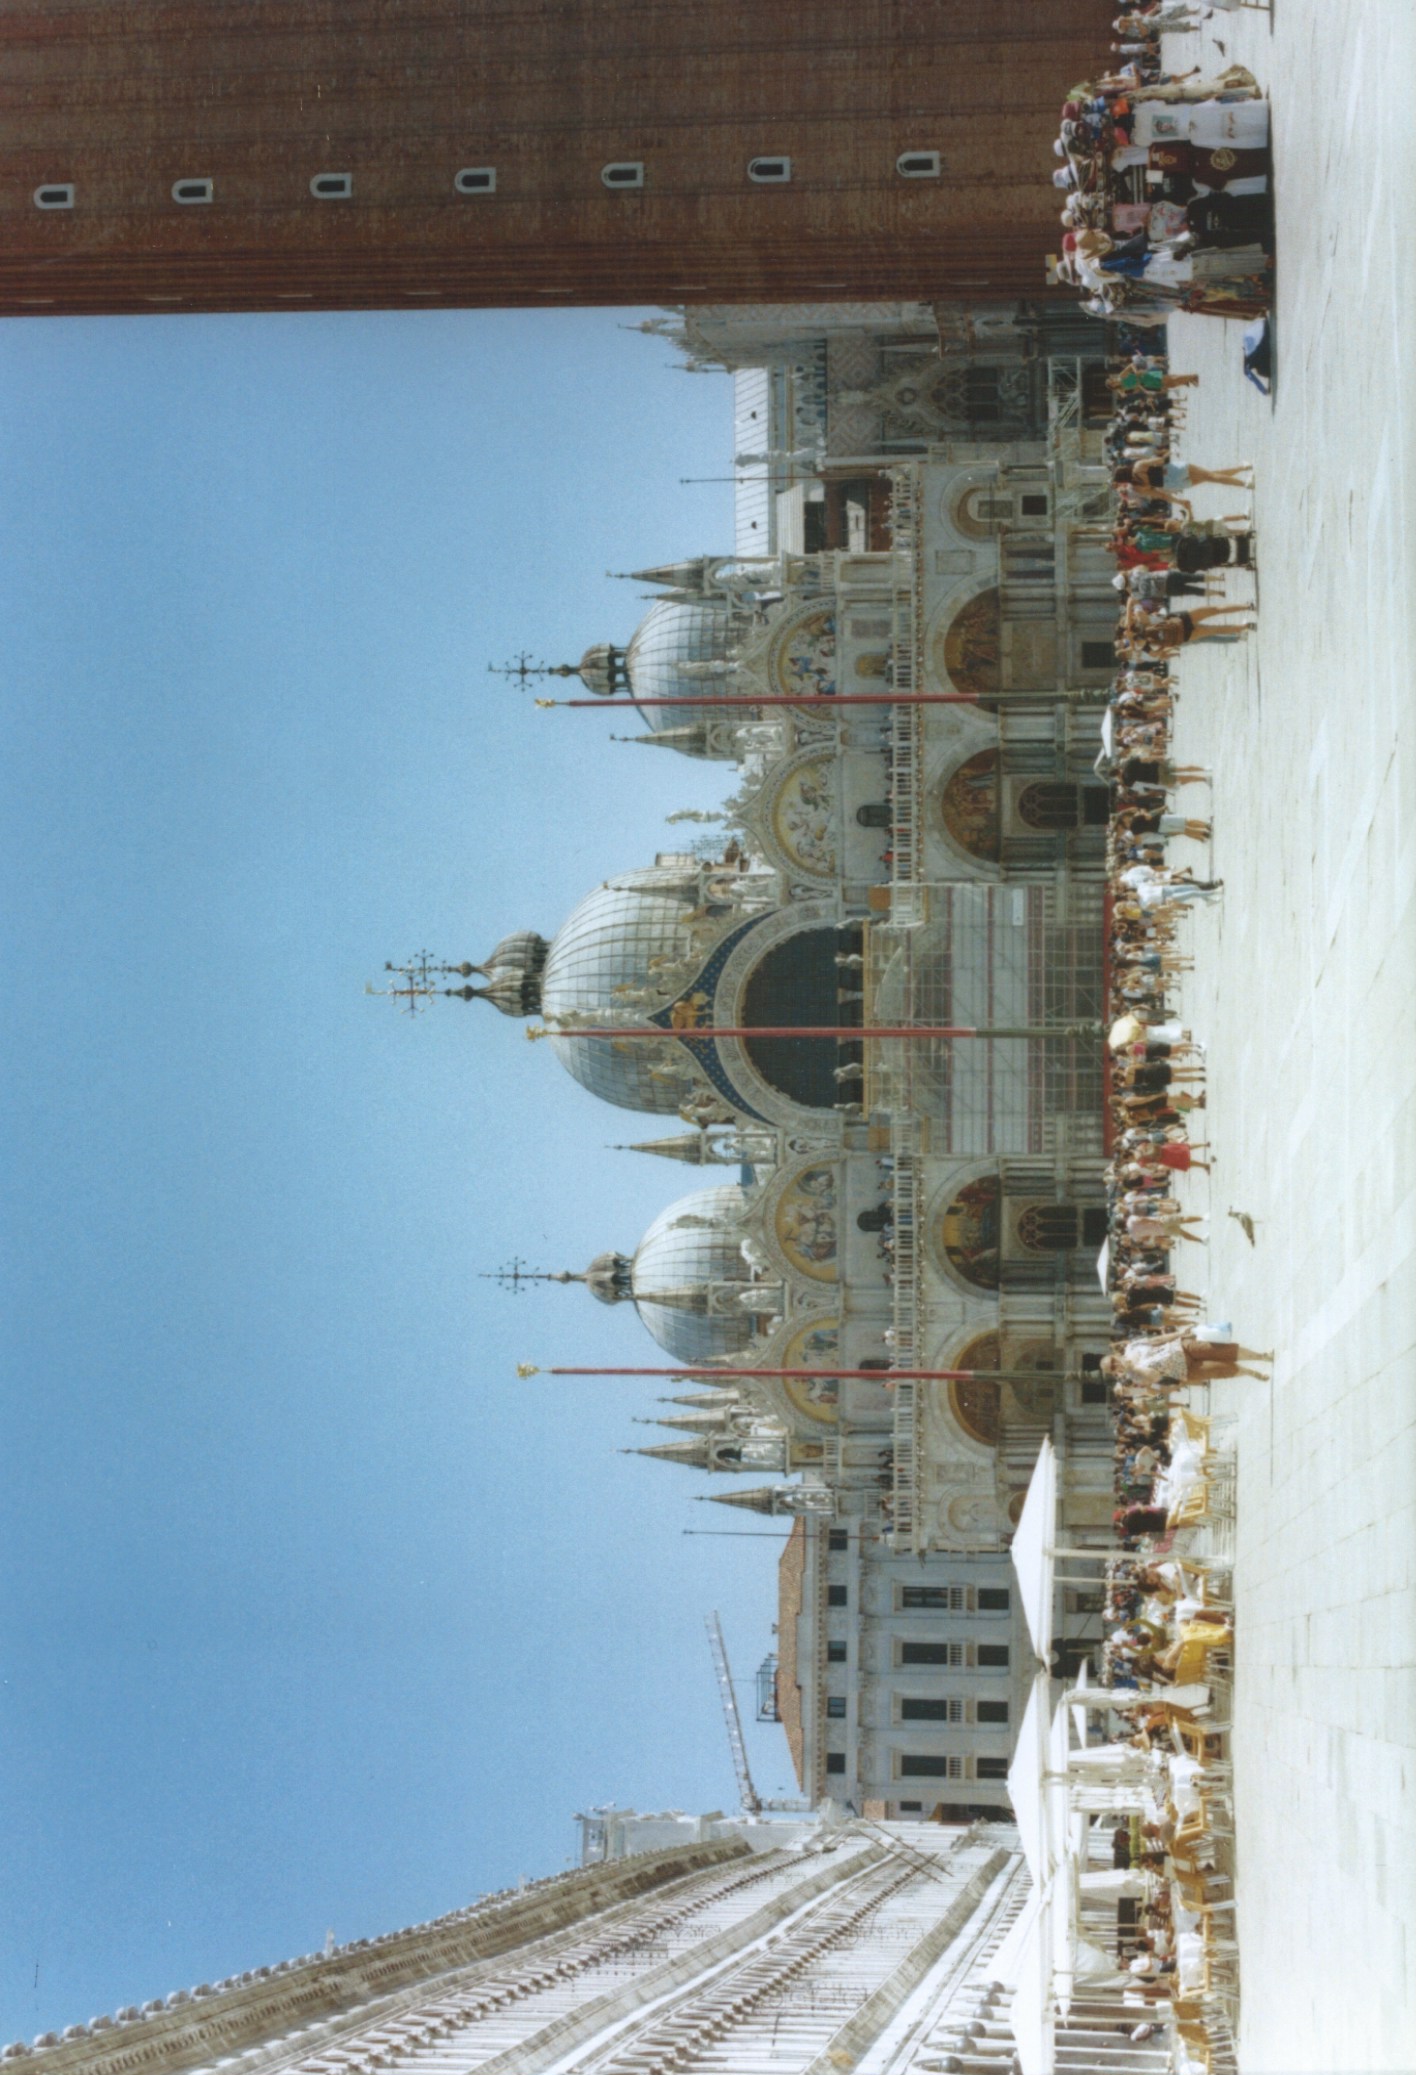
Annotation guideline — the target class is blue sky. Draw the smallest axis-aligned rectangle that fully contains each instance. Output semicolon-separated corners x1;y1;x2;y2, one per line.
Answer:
0;309;795;2039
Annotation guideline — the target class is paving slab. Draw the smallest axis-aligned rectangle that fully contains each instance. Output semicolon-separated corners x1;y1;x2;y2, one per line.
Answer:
1153;5;1416;2069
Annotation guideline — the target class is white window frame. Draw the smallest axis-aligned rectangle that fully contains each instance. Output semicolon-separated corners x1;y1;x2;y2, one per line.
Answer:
33;184;75;210
455;167;497;195
310;173;353;200
898;1584;969;1613
896;1752;962;1781
172;178;214;205
898;1695;964;1726
897;151;941;180
600;161;645;190
896;1641;966;1669
748;156;792;184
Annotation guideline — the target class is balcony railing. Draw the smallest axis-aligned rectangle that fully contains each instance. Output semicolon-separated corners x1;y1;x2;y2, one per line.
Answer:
887;464;926;924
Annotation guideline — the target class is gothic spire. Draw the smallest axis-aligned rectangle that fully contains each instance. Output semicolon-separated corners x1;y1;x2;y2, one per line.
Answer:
696;1486;783;1514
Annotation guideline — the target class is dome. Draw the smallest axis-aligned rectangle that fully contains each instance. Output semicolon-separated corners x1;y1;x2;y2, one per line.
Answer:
625;598;737;729
576;643;628;697
462;930;548;1017
585;1250;633;1305
631;1185;756;1362
541;867;703;1112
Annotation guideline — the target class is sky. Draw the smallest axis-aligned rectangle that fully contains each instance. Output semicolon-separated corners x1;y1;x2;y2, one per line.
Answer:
0;307;798;2040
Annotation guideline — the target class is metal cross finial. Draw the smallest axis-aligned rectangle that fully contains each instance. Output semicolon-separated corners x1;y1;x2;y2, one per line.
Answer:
487;653;577;688
365;951;473;1015
481;1257;579;1294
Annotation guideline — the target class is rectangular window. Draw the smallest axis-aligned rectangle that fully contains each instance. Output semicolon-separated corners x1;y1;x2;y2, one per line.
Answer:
977;1588;1010;1613
902;1586;964;1611
827;1696;847;1719
977;1644;1010;1670
1081;641;1116;670
897;1801;924;1814
827;1529;849;1552
977;1700;1010;1725
901;1642;963;1667
976;1756;1009;1780
901;1697;963;1723
1020;494;1050;518
900;1754;962;1779
827;1585;848;1608
827;1640;847;1664
826;1752;846;1775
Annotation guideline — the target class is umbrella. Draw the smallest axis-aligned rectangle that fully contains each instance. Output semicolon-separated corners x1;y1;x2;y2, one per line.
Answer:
1096;1238;1110;1292
1010;1438;1059;1667
1108;1011;1144;1050
1069;1661;1092;1753
1006;1672;1056;1886
989;1877;1043;1989
1006;1906;1056;2075
1101;708;1115;759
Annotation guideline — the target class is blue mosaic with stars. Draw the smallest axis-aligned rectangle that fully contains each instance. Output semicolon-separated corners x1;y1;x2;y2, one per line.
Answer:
648;912;774;1121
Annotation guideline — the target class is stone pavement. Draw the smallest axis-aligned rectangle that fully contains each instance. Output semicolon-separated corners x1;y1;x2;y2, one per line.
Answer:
1155;5;1416;2071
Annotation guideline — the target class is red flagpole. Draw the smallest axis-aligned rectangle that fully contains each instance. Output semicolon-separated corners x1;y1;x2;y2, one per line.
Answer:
532;1024;1090;1042
530;1366;1060;1385
541;691;982;708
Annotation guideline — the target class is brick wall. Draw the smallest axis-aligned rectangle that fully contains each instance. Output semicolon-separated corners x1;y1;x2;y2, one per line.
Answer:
0;0;1098;315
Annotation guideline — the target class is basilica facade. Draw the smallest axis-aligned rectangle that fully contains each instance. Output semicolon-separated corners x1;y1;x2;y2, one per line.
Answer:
414;303;1119;1818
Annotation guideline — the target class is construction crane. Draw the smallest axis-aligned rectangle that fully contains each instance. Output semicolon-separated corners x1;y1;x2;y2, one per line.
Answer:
704;1610;763;1816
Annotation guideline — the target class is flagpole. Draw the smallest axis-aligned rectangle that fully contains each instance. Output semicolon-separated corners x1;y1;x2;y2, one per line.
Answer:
528;1023;1099;1043
518;1365;1071;1386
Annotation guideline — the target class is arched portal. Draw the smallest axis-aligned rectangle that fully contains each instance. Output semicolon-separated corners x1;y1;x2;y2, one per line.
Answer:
741;926;862;1111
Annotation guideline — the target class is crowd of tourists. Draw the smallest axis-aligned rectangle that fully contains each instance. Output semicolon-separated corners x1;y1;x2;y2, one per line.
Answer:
1049;5;1273;324
1052;325;1265;2069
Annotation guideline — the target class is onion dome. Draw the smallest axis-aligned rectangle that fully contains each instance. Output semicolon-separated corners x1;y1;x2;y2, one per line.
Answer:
458;931;549;1017
584;1250;633;1306
629;1185;756;1362
575;643;630;697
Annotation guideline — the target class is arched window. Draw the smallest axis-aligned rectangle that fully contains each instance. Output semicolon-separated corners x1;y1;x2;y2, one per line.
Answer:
33;184;75;210
455;167;497;195
855;803;891;829
601;161;645;189
171;178;213;204
748;156;792;184
896;151;941;179
310;173;353;199
1017;782;1081;833
1016;1203;1080;1252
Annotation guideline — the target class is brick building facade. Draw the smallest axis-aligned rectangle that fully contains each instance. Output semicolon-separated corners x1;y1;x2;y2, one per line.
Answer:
0;0;1096;317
